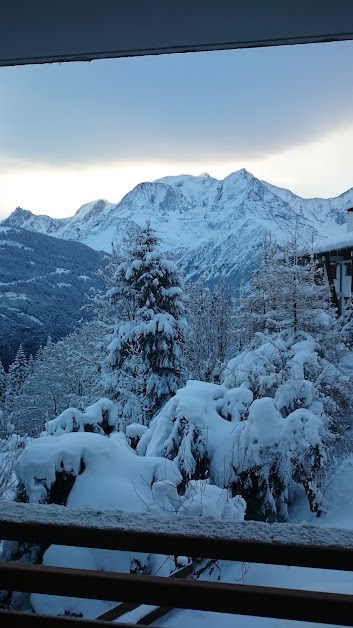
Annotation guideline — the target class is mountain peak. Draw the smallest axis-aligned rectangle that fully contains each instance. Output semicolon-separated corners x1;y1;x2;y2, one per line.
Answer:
2;206;35;226
74;199;111;218
220;169;256;195
13;206;34;217
236;168;253;178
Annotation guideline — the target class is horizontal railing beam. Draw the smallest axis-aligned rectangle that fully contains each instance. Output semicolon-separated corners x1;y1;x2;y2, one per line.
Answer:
1;501;353;570
96;561;193;621
1;562;353;626
0;609;134;627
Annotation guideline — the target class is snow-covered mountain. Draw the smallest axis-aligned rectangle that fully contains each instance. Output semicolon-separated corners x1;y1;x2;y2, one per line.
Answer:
3;169;353;288
0;227;105;368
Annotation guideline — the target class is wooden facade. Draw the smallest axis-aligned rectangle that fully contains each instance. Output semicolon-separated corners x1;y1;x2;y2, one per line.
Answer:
317;243;353;314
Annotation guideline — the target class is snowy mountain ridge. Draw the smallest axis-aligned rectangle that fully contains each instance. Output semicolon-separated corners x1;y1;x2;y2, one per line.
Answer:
3;169;353;287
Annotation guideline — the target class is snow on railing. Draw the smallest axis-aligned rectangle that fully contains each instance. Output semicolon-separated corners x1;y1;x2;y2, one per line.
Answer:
1;501;353;626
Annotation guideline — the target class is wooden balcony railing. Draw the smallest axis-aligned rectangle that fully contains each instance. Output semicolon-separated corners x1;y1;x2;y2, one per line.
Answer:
1;501;353;626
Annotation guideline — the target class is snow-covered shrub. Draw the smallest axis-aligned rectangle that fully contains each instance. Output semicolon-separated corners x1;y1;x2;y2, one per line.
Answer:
47;400;151;449
125;422;147;449
236;398;327;519
223;331;351;430
138;381;224;485
9;430;184;615
138;380;328;520
47;398;121;437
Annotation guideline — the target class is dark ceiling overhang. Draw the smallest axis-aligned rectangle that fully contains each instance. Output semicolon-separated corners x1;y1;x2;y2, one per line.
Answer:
1;0;353;67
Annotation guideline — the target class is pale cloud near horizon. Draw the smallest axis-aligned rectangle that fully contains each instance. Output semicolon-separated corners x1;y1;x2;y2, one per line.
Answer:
1;121;353;220
0;41;353;219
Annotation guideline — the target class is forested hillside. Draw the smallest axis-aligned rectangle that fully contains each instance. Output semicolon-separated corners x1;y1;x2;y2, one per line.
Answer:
0;226;105;368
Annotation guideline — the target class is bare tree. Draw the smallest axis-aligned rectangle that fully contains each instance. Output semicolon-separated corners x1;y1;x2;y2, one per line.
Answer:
186;280;234;382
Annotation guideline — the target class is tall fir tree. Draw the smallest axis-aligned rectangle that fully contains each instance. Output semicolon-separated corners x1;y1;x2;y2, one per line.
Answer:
0;361;6;407
4;345;28;434
6;345;27;400
104;223;187;427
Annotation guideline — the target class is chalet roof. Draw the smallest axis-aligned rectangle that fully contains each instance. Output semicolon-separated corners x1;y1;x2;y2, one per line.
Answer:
315;234;353;254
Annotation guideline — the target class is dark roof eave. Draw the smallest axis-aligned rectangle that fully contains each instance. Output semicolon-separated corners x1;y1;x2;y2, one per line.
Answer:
317;246;353;255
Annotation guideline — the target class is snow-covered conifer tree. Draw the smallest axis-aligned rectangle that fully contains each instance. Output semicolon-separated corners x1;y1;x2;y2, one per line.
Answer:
5;345;27;401
105;223;187;426
0;361;6;407
6;324;104;436
342;297;353;348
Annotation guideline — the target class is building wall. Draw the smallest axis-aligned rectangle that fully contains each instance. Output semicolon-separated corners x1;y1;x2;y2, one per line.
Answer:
323;254;353;313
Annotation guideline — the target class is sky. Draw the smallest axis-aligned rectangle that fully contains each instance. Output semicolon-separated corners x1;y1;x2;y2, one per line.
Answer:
0;40;353;220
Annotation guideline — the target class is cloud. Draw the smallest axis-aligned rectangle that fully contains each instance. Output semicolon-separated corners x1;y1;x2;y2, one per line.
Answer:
0;41;352;219
0;41;352;167
0;120;353;221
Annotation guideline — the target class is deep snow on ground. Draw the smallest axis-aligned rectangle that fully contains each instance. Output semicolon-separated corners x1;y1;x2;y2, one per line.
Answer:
154;454;353;628
3;432;353;626
22;451;353;626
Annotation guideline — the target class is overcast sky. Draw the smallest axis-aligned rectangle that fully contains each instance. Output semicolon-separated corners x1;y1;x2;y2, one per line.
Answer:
0;40;353;219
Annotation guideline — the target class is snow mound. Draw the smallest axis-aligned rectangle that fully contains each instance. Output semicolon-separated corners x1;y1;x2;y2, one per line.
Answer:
179;480;246;520
47;398;120;436
15;431;182;509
